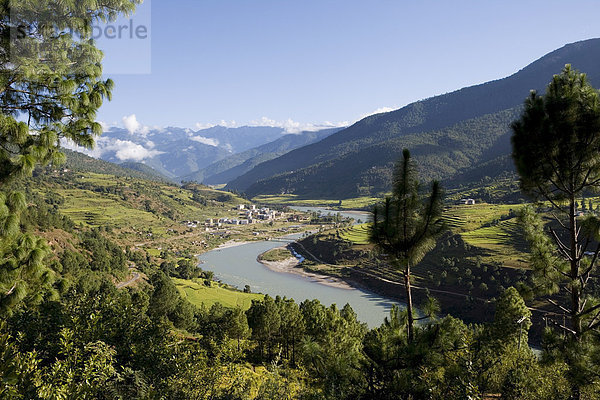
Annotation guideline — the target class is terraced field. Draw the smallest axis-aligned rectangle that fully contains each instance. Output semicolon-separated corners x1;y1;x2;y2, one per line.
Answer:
339;223;371;245
174;278;264;309
30;171;245;235
460;217;528;268
57;187;163;229
333;203;529;269
443;203;522;232
252;194;378;210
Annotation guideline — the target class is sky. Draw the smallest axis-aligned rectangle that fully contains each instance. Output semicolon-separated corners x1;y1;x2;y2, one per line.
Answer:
95;0;600;132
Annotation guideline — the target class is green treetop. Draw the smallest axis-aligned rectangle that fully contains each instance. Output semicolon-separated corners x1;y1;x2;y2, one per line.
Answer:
369;148;446;342
0;0;140;184
512;65;600;399
0;0;140;313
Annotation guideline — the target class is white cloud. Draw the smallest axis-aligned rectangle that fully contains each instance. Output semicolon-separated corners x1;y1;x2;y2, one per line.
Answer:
122;114;140;134
193;117;349;134
195;120;238;130
359;106;397;119
122;114;150;136
61;138;103;158
248;117;348;134
189;136;219;147
97;121;111;132
110;139;163;161
61;137;163;162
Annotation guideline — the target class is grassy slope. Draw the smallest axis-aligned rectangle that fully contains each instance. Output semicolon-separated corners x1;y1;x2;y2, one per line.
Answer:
174;278;264;309
29;171;245;239
259;247;294;262
339;224;371;245
293;200;534;327
30;165;295;310
253;194;379;210
339;203;526;264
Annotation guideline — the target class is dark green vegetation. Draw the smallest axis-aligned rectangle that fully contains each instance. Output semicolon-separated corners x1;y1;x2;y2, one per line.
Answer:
227;39;600;199
61;149;172;183
513;66;600;399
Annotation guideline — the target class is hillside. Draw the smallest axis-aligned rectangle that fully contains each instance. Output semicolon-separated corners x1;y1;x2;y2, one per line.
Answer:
184;127;341;184
226;38;600;198
58;149;172;183
118;160;175;182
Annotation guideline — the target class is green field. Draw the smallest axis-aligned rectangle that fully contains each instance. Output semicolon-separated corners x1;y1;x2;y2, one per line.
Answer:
57;187;164;229
31;171;246;234
460;217;527;268
252;194;378;210
173;278;264;310
339;223;371;245
443;203;522;232
330;203;529;269
259;247;294;262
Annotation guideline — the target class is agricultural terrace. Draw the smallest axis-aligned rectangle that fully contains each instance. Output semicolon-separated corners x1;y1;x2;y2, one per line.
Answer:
174;278;264;310
336;203;529;268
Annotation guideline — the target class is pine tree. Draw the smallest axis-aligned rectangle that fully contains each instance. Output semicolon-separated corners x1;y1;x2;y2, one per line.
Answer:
226;306;250;352
0;1;140;313
512;65;600;398
369;149;446;342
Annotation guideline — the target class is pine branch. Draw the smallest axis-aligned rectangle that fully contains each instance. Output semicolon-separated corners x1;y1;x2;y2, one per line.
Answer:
548;298;571;315
577;302;600;319
548;318;577;336
548;227;573;261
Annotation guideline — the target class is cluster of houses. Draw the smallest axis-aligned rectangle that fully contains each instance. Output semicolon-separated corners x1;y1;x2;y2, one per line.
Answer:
183;220;202;228
182;204;285;231
236;204;282;221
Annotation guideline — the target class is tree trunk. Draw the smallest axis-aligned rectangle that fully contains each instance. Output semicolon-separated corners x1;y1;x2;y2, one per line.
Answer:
404;263;414;343
292;338;296;366
569;197;582;339
569;197;582;400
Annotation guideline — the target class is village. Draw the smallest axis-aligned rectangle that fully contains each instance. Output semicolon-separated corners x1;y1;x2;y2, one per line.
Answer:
180;203;313;233
181;203;284;229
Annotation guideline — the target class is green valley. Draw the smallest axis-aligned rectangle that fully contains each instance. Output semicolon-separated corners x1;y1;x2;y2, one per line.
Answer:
3;2;600;398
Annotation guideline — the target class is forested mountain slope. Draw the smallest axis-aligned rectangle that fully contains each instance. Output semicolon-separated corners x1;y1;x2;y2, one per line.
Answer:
185;127;341;184
226;38;600;198
59;149;173;183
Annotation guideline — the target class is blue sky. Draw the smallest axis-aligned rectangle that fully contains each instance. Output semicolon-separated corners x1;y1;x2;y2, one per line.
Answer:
96;0;600;132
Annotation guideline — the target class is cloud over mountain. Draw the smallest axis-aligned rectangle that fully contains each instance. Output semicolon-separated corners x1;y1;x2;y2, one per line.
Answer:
122;114;150;136
189;136;219;147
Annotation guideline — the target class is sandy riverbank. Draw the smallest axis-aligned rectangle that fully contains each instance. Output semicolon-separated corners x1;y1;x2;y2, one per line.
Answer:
257;247;353;290
216;240;252;250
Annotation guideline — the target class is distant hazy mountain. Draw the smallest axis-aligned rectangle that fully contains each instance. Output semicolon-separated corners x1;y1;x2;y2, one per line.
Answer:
226;38;600;199
85;125;289;179
184;127;342;185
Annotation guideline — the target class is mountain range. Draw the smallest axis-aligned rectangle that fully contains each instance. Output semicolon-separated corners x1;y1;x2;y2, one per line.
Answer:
182;127;342;185
86;125;287;179
74;39;600;200
74;124;343;184
224;38;600;199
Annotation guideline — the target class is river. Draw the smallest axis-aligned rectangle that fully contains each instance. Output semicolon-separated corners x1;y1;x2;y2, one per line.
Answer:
290;206;371;225
198;230;399;327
